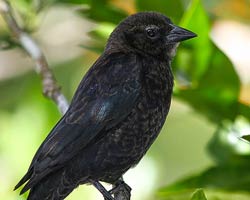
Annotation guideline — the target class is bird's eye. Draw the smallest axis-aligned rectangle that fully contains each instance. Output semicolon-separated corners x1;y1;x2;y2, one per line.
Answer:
145;26;159;39
146;28;156;38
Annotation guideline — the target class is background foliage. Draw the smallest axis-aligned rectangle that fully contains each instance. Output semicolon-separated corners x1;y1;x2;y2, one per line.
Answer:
0;0;250;200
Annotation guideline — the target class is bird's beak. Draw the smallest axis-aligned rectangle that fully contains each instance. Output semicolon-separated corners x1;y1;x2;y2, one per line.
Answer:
167;24;197;43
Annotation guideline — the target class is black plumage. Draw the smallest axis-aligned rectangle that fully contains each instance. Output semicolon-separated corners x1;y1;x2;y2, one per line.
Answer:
15;12;196;200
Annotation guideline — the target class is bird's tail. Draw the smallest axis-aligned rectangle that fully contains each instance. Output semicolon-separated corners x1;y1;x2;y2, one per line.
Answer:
27;169;76;200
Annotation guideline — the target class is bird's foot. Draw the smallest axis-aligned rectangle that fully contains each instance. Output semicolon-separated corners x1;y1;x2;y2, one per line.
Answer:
109;179;131;200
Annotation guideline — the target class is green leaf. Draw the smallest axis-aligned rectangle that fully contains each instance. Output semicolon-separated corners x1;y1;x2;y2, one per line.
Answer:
190;189;207;200
241;135;250;143
91;22;115;39
79;0;128;24
159;164;250;193
238;103;250;122
208;119;250;165
157;189;203;200
79;44;103;54
56;0;90;4
158;188;250;200
173;0;248;123
41;0;127;24
175;44;241;122
81;22;115;54
0;34;21;50
177;0;212;82
9;0;43;31
135;0;184;23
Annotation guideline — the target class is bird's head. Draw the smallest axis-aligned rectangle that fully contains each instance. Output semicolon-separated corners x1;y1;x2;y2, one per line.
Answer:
106;12;197;59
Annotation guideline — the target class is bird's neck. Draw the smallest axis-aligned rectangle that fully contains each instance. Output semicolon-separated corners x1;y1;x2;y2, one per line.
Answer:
141;55;174;93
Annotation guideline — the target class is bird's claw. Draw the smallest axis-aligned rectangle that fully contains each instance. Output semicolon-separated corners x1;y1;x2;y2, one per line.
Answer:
109;180;131;200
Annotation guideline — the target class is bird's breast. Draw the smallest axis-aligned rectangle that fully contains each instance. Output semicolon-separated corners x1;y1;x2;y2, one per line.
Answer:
107;61;173;162
91;61;173;182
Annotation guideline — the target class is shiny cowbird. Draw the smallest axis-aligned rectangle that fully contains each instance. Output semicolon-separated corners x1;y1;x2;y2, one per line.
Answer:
15;12;196;200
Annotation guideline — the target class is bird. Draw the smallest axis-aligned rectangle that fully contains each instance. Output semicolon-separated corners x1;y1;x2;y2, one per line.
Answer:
14;11;196;200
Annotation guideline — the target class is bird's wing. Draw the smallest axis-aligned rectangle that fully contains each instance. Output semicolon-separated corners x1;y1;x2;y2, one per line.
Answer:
16;52;141;193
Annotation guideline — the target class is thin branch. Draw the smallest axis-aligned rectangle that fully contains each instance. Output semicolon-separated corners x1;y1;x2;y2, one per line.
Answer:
0;0;69;114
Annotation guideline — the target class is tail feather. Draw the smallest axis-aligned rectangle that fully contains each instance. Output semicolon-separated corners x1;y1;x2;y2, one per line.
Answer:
14;168;33;191
15;167;43;195
27;168;77;200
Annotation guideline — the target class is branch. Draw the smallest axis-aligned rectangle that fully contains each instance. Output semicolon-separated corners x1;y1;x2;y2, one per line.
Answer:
0;0;69;114
0;1;130;200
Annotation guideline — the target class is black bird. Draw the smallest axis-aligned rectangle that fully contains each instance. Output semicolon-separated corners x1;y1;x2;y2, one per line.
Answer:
15;12;196;200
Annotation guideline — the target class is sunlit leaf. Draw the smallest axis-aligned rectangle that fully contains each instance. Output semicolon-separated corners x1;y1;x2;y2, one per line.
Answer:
174;0;211;83
175;44;241;122
177;0;212;82
172;0;249;122
9;0;42;31
91;22;115;38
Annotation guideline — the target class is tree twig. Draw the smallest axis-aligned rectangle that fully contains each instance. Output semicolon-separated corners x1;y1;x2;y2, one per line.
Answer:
0;1;130;199
0;0;69;114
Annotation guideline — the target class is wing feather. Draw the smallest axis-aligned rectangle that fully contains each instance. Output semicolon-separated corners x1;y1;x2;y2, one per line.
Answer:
15;52;141;192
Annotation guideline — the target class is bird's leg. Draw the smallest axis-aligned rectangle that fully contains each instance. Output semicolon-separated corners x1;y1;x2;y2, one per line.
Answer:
109;177;131;200
90;180;114;200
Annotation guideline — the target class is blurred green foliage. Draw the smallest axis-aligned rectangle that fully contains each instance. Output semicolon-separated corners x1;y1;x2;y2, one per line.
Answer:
191;189;207;200
1;0;250;200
